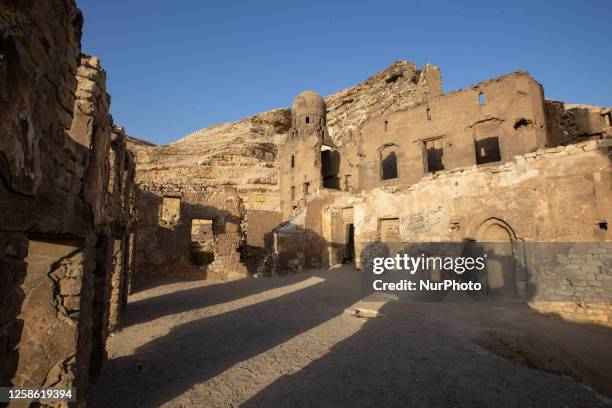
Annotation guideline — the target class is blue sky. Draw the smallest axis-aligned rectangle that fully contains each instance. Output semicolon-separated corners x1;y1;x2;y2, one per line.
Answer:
79;0;612;145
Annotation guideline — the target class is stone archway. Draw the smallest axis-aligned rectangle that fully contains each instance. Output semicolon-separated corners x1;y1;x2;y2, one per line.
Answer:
476;218;517;298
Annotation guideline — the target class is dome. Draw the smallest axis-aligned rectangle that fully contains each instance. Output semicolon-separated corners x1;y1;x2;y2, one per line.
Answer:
292;89;326;117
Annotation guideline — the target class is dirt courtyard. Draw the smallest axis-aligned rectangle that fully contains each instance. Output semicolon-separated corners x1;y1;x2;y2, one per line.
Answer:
89;266;612;407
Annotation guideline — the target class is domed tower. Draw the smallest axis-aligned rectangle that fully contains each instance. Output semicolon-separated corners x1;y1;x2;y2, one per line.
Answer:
279;90;333;220
292;89;326;129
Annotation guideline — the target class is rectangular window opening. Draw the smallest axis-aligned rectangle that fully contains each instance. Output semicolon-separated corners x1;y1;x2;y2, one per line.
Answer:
475;136;501;165
425;139;444;173
381;149;398;180
190;219;215;266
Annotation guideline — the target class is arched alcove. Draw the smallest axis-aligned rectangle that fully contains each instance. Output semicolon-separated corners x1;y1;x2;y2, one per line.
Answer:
476;218;518;298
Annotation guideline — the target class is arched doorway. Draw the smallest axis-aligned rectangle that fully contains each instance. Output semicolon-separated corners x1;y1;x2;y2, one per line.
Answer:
477;219;517;298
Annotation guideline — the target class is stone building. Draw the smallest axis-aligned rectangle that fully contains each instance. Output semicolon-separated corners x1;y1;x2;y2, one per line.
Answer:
1;0;611;403
0;2;137;405
272;71;611;325
127;58;611;325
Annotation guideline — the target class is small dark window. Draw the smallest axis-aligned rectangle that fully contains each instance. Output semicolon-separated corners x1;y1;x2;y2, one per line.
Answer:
303;182;310;196
425;139;444;172
475;136;501;164
290;186;295;201
426;108;431;121
479;92;485;106
381;150;398;180
598;221;608;230
305;116;310;124
384;120;388;132
290;155;295;168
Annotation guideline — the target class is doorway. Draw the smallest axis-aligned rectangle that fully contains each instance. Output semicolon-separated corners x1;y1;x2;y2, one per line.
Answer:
344;223;355;263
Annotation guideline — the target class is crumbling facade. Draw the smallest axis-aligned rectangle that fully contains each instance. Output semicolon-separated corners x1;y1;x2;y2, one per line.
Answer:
126;60;611;328
1;0;611;403
134;183;248;279
0;2;136;405
271;72;611;325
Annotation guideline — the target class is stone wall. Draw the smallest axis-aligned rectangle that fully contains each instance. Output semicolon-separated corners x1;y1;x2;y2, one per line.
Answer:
545;100;612;146
135;183;248;280
349;139;611;324
129;61;442;267
352;139;610;246
0;2;136;405
358;71;548;191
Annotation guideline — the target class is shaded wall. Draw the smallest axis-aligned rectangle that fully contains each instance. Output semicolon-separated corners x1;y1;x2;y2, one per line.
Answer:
0;4;136;405
135;183;248;280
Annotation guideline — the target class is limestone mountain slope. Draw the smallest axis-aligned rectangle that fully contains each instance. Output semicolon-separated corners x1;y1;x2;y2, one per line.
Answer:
130;60;441;211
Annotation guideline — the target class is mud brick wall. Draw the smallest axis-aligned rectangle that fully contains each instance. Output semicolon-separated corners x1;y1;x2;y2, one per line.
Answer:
135;183;249;280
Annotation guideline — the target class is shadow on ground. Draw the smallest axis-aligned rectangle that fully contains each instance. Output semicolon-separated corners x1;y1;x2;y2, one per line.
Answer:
243;300;612;408
122;272;314;327
89;266;362;407
90;267;612;407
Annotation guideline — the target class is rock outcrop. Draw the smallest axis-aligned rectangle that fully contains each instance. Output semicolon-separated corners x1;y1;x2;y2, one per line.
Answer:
129;61;442;214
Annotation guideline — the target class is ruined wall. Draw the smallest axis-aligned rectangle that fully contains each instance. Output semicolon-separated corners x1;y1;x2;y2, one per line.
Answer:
70;58;137;349
130;61;441;250
0;3;136;404
545;100;611;146
135;183;248;280
353;139;610;246
358;71;548;191
0;0;87;396
350;139;611;324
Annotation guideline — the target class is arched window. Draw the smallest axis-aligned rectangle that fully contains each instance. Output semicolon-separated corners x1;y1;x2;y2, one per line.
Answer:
479;92;485;105
305;116;310;124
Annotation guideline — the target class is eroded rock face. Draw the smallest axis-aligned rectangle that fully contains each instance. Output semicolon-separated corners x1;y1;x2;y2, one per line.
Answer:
325;62;441;147
130;61;441;252
131;61;441;211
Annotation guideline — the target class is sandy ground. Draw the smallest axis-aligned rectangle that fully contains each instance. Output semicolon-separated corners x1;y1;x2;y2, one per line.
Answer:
89;265;612;407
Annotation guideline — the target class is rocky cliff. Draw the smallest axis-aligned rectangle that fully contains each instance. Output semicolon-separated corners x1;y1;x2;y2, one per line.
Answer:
130;61;441;212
